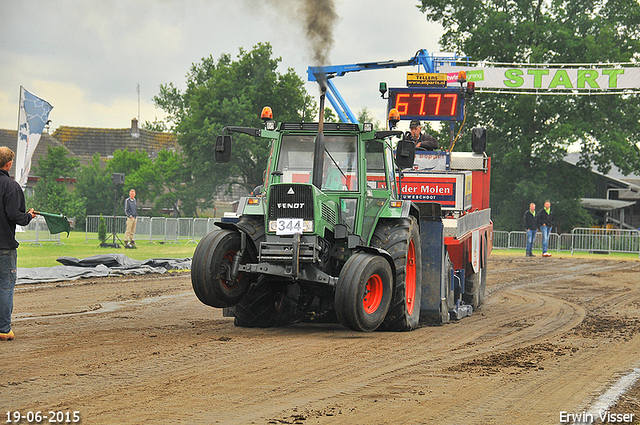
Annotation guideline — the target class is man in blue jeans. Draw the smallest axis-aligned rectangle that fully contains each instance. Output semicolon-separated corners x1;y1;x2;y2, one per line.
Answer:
538;200;556;257
523;203;538;257
0;146;36;341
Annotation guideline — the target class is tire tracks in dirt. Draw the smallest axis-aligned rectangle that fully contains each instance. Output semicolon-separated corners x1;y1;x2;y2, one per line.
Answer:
4;257;640;425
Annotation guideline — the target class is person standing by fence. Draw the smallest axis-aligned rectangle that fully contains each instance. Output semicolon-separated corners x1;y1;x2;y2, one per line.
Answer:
0;146;36;341
524;203;538;257
124;189;137;249
538;200;556;257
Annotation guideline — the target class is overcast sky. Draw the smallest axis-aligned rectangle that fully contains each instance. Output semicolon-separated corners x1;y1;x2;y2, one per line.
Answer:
0;0;444;133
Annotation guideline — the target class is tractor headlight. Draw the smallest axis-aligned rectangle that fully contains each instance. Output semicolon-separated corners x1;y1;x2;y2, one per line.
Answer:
302;220;314;232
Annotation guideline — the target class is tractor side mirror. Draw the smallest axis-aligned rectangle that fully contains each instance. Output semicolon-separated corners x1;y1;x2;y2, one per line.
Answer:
215;135;232;163
471;127;487;154
395;138;415;169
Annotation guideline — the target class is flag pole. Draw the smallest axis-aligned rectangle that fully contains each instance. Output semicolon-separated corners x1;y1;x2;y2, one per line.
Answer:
14;86;22;182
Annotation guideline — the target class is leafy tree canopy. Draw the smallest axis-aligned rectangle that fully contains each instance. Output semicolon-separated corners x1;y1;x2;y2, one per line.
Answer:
153;42;315;207
31;145;84;219
419;0;640;230
74;153;113;218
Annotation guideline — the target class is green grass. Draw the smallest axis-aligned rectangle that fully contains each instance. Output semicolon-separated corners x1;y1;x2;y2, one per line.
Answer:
491;248;640;260
18;231;198;269
18;232;639;269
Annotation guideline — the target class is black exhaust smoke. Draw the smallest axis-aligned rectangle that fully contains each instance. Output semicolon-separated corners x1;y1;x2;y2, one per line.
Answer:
301;0;338;66
255;0;338;66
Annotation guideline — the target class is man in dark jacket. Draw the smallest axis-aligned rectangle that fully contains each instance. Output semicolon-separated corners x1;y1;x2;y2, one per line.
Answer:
0;146;35;340
538;200;556;257
523;203;538;257
409;120;439;150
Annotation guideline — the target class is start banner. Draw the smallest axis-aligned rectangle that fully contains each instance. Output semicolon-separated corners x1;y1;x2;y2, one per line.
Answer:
440;65;640;90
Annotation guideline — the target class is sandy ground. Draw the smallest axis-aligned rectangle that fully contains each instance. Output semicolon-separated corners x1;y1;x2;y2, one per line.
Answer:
3;254;640;425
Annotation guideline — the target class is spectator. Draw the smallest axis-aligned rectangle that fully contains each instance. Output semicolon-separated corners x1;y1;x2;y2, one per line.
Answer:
523;203;538;257
124;189;137;249
538;200;556;257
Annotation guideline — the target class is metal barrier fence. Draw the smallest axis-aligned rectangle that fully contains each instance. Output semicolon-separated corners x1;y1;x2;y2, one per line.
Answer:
85;216;221;244
20;215;640;257
16;215;63;246
493;229;640;257
570;228;640;255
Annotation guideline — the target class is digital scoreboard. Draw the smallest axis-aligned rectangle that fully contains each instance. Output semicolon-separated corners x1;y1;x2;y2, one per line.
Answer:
388;87;465;121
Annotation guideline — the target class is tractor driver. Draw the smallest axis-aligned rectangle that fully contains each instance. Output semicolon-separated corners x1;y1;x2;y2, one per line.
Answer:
409;119;439;150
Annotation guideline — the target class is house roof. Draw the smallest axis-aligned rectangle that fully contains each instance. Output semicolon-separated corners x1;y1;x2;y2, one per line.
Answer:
581;198;637;211
564;153;640;191
0;128;75;179
52;120;178;162
1;119;178;183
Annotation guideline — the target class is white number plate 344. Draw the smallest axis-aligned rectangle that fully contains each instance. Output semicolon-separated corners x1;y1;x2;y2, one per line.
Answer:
276;218;303;235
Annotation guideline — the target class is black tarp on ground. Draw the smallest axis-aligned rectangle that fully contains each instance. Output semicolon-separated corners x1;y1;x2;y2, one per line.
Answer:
18;254;192;285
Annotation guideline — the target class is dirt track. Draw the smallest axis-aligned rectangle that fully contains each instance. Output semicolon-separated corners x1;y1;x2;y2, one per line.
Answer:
4;254;640;424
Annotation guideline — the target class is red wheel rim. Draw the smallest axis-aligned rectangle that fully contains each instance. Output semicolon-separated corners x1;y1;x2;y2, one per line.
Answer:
220;251;239;289
363;273;384;314
406;239;416;315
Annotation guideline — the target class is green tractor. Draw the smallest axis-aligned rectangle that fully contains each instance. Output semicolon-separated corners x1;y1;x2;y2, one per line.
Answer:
191;98;429;332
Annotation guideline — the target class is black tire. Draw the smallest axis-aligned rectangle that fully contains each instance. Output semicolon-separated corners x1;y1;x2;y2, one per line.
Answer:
463;235;488;310
191;229;251;308
236;215;265;259
371;217;422;331
335;252;393;332
233;279;298;328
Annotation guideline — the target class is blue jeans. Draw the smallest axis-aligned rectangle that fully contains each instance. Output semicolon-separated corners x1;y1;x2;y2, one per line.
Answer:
526;229;537;254
541;225;552;254
0;249;17;333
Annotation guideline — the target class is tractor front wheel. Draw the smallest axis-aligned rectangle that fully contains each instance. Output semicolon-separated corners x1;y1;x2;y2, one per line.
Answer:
335;253;393;332
191;229;251;308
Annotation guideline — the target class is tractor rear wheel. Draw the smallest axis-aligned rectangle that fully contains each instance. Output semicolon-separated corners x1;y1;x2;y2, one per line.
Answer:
371;217;422;331
335;253;393;332
233;279;298;328
191;229;251;308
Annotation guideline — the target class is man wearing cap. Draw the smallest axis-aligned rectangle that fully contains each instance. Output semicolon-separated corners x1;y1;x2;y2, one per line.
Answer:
409;120;439;150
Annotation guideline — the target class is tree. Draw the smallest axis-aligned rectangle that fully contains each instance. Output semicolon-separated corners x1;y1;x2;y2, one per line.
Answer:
153;43;315;209
101;148;194;217
356;107;384;130
419;0;640;230
105;149;154;203
31;145;84;220
143;118;168;133
323;107;338;123
132;149;192;217
98;214;107;244
74;153;113;218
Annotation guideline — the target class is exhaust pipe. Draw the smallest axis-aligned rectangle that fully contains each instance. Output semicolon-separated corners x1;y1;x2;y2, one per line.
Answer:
312;79;327;189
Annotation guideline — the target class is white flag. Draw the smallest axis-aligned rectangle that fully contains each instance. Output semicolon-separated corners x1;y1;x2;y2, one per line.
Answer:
15;86;54;187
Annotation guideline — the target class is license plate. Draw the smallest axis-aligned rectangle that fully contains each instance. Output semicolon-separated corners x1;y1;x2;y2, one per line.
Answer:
276;218;303;235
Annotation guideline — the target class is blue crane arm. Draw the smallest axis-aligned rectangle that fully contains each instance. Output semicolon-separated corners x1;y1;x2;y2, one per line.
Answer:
307;49;435;82
307;49;436;123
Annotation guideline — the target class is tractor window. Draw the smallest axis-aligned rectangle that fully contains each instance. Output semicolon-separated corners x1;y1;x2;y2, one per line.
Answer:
365;140;387;190
277;134;358;191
